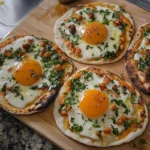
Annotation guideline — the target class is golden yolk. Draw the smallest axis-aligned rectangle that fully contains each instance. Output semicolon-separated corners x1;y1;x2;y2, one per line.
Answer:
14;59;42;86
80;89;109;118
81;22;108;45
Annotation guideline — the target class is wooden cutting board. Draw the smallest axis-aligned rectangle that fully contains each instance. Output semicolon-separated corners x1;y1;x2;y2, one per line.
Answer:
8;0;150;149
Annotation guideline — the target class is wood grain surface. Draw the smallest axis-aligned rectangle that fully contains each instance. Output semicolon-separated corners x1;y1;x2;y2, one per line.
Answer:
8;0;150;149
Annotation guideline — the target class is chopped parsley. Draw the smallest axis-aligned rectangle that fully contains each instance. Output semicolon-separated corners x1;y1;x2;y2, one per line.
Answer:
102;118;105;122
103;17;110;25
83;8;92;14
67;17;80;25
43;59;62;68
48;70;64;88
138;55;150;70
124;119;138;129
104;43;109;49
111;99;123;106
111;117;116;124
1;83;7;92
86;45;93;50
113;88;120;95
58;104;65;113
99;9;111;25
71;78;86;92
97;130;102;138
131;92;139;104
139;138;147;145
59;76;87;111
79;11;83;15
92;120;100;128
110;37;115;40
20;94;24;100
72;35;80;45
147;102;150;108
100;9;111;15
112;11;121;19
143;28;150;37
122;86;127;95
64;96;77;105
111;99;130;115
94;84;99;88
119;6;125;12
124;107;130;115
97;46;102;51
71;123;83;132
71;117;75;122
111;125;119;135
82;71;93;80
112;6;125;19
104;51;116;60
61;23;65;26
119;23;127;31
12;85;20;96
115;109;119;117
0;53;5;65
113;44;118;49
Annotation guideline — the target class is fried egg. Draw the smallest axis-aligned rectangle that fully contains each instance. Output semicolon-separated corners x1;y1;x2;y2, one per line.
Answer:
0;57;43;108
0;35;72;111
54;67;148;147
54;2;134;64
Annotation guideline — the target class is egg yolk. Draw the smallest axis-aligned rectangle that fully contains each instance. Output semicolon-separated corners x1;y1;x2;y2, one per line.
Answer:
14;59;42;86
80;89;109;118
81;22;108;45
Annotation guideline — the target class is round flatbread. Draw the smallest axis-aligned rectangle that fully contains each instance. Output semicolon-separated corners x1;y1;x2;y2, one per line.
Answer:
54;2;134;64
54;67;148;147
125;23;150;95
0;35;74;114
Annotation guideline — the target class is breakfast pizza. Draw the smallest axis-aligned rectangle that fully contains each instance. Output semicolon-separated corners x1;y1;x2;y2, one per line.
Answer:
54;2;134;64
0;35;73;114
54;67;148;147
125;23;150;95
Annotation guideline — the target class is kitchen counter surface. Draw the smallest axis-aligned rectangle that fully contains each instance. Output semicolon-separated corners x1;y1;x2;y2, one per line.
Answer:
0;109;60;150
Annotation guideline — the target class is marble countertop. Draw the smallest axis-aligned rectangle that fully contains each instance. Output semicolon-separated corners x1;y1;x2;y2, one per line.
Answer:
0;109;61;150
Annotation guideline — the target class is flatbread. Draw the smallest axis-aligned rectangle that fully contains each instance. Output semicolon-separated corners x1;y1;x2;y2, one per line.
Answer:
54;2;134;64
125;23;150;95
0;35;74;114
54;67;148;147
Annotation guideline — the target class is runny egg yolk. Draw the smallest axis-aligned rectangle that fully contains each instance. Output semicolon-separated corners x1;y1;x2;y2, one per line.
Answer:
14;59;42;86
79;89;109;118
81;22;108;45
